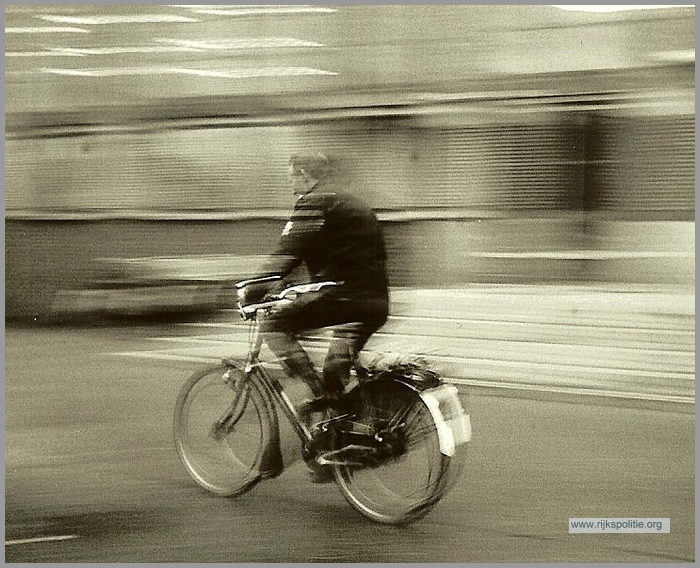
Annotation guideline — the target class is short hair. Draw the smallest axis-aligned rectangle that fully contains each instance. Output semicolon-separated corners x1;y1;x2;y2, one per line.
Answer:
289;153;333;181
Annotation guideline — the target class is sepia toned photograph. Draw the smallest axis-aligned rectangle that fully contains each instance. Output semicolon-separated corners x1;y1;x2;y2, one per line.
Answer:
5;3;695;563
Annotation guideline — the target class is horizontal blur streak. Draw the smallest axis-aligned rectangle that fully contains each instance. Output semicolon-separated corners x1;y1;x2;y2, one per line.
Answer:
5;5;694;108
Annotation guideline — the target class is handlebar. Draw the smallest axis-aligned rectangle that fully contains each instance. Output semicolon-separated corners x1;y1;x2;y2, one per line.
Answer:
236;280;339;320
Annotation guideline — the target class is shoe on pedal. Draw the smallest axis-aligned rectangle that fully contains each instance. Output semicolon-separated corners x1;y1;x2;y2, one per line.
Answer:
299;394;343;433
259;461;283;479
258;440;284;480
307;464;335;484
299;392;342;416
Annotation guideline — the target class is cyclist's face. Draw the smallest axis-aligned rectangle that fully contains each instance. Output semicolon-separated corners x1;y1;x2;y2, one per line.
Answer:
288;165;315;196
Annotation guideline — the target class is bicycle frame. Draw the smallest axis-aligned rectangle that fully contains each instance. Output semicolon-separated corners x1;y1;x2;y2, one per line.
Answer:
229;278;346;448
235;317;316;446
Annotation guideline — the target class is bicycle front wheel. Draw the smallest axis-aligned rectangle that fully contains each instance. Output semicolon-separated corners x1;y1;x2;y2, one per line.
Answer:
333;379;452;525
174;363;272;497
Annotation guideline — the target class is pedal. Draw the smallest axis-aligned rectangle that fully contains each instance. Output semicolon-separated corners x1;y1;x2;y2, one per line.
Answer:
315;444;379;467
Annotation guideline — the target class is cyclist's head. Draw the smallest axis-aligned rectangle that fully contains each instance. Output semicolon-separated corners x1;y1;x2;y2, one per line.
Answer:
288;153;332;196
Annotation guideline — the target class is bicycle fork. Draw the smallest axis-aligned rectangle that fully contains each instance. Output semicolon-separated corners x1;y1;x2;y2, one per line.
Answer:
210;327;266;440
210;368;252;440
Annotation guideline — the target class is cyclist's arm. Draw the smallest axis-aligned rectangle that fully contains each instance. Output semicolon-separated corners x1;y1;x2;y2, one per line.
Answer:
257;196;324;279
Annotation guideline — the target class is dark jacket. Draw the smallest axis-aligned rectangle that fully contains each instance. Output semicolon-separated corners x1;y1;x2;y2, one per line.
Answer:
261;186;388;296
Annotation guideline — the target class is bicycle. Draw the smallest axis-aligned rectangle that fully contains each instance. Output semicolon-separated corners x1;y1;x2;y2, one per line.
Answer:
174;276;472;525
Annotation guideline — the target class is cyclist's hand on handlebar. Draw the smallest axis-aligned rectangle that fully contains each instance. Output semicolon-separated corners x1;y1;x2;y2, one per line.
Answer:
269;297;294;313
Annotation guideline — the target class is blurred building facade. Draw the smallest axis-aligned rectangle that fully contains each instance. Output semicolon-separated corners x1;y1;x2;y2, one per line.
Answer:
5;5;695;321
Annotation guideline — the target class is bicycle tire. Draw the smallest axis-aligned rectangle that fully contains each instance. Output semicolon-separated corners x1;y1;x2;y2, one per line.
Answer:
332;379;453;525
174;363;273;497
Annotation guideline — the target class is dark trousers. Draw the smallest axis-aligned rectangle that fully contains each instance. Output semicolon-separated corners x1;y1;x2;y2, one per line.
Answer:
259;287;388;396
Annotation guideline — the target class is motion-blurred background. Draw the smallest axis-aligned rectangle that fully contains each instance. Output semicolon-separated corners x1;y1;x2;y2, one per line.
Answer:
5;4;695;321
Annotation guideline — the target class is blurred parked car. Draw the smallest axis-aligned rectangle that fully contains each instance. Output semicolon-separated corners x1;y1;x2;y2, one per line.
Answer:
51;255;270;319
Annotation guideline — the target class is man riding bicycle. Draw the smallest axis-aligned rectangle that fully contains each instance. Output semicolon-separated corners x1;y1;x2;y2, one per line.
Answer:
244;153;389;479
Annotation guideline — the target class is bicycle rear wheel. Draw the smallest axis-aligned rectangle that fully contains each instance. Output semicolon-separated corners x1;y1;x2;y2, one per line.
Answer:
174;363;272;497
332;379;452;525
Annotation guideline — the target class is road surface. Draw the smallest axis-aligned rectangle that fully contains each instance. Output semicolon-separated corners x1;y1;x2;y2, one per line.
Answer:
5;323;694;563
